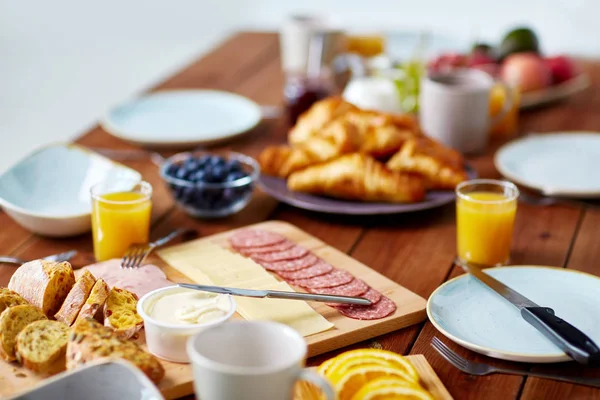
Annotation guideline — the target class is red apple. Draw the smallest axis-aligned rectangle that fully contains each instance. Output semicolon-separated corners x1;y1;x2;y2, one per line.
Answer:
428;53;467;73
501;53;552;92
545;55;579;84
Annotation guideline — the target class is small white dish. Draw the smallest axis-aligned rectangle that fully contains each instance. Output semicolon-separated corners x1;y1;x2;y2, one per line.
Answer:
495;132;600;198
0;143;141;237
427;266;600;363
6;359;164;400
137;286;236;363
101;90;262;147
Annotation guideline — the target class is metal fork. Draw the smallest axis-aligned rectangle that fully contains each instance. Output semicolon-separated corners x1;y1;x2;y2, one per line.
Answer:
120;228;193;269
431;336;600;388
0;250;78;266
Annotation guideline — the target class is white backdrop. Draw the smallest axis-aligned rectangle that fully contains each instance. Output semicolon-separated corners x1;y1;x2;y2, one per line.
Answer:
1;0;597;172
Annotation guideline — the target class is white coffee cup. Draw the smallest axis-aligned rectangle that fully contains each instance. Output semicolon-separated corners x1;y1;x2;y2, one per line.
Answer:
187;321;334;400
419;69;513;154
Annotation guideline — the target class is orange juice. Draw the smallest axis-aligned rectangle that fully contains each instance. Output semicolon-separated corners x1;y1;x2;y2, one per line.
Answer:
345;34;385;57
489;83;520;138
91;188;152;261
456;183;518;266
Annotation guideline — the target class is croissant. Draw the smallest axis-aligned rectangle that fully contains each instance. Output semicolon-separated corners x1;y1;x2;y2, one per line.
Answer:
287;153;426;203
259;119;360;177
288;97;358;146
386;137;468;189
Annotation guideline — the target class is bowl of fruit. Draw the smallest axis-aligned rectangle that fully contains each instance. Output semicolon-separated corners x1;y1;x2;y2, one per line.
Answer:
160;151;259;218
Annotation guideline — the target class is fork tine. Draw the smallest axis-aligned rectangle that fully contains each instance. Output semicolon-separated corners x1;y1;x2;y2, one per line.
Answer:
435;338;469;369
134;248;151;269
130;246;149;269
431;337;468;370
127;247;143;269
121;247;137;269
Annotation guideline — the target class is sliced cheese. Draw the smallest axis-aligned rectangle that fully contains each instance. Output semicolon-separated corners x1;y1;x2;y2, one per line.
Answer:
235;281;333;336
158;240;334;337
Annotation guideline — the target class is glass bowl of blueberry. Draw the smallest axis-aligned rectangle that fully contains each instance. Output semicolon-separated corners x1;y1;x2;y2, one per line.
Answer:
160;151;260;218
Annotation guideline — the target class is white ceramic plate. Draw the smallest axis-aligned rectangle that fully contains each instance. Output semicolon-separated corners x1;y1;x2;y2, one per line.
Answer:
101;90;262;147
495;132;600;198
427;266;600;363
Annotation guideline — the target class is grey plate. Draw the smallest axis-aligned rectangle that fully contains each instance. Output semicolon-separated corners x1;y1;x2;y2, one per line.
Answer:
259;166;477;215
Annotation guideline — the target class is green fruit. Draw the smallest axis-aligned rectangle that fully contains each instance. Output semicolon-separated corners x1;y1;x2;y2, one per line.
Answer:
472;42;494;54
499;27;539;59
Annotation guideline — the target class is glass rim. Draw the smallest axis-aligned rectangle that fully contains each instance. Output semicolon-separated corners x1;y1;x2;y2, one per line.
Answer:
456;179;519;204
90;179;152;205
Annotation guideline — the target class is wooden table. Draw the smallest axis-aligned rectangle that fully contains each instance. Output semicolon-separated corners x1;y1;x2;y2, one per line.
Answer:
1;32;599;400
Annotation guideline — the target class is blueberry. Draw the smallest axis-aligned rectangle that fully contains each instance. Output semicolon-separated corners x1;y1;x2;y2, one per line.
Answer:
209;155;226;168
184;157;200;172
226;159;243;173
211;165;227;182
192;170;206;183
174;167;188;180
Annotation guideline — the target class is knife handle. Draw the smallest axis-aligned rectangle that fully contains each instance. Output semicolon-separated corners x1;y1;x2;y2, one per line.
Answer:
521;307;600;365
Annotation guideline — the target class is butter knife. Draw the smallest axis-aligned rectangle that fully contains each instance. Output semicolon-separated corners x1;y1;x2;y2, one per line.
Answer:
456;258;600;365
177;283;372;306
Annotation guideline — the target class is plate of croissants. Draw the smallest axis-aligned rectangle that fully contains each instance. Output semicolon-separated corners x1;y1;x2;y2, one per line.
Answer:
258;97;475;215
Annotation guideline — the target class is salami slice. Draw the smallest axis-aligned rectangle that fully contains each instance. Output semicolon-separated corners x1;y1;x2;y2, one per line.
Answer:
251;246;308;263
238;240;295;256
335;296;396;320
277;259;333;280
259;253;319;272
290;269;354;289
309;278;368;297
358;288;383;305
229;229;286;248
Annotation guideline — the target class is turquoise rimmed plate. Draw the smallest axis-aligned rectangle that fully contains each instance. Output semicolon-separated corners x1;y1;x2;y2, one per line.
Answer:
427;266;600;363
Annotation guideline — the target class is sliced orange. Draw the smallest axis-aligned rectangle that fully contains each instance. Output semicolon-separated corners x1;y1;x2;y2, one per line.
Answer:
325;349;419;384
334;365;420;400
317;356;337;377
351;377;434;400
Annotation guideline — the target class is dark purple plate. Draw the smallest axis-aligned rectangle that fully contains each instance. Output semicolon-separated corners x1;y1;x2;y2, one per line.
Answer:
259;166;477;215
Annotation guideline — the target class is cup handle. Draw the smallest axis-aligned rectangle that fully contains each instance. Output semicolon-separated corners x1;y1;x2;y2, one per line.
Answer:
297;369;335;400
490;82;515;126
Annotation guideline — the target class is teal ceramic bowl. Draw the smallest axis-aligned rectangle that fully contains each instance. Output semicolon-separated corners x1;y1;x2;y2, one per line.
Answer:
0;143;141;237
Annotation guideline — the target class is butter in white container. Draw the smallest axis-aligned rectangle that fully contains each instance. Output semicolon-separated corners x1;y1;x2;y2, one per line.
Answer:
137;286;236;363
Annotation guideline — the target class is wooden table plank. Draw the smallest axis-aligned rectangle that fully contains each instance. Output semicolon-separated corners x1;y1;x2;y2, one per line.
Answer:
519;208;600;400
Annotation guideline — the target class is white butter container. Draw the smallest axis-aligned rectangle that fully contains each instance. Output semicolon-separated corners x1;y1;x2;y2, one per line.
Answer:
137;286;236;363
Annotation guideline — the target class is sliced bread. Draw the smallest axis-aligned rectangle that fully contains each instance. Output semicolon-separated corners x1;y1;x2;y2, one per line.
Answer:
0;290;28;315
55;270;96;326
75;278;109;324
104;287;143;339
8;260;75;318
67;318;164;384
15;320;69;372
0;304;47;361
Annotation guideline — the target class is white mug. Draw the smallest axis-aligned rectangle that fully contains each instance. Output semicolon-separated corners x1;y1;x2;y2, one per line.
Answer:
187;321;334;400
419;69;513;154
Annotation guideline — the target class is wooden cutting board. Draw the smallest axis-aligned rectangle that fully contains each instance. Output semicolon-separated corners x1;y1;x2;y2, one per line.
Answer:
0;220;427;399
294;355;453;400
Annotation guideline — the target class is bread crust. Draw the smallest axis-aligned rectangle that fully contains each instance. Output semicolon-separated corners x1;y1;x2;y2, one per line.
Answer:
8;260;75;318
104;288;143;340
67;318;164;384
75;278;109;324
15;320;69;372
0;304;47;361
55;270;96;326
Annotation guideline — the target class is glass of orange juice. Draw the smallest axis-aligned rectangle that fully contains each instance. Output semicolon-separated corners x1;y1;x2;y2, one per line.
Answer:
456;179;519;266
91;179;152;261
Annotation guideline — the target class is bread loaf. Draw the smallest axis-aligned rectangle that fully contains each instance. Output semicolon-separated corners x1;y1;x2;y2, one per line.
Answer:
15;320;69;372
55;270;96;325
104;287;143;339
0;289;28;315
67;318;164;384
75;278;109;324
8;260;75;318
0;304;47;361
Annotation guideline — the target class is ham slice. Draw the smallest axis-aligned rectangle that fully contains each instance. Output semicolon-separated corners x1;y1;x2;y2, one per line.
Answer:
76;259;173;298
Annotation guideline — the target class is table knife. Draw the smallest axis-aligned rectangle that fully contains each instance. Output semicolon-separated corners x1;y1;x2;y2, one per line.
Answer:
178;283;372;306
456;259;600;365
